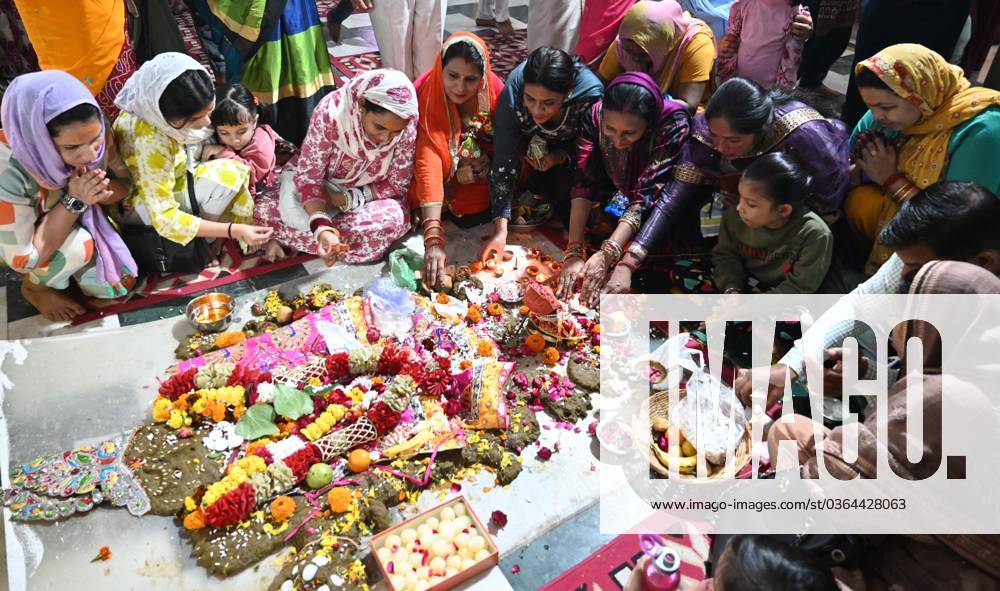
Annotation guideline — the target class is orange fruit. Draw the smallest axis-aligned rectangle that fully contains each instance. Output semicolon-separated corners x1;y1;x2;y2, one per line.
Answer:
347;449;371;473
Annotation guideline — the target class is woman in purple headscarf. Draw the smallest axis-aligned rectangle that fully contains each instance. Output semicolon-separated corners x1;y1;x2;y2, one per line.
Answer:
0;70;136;321
556;72;691;305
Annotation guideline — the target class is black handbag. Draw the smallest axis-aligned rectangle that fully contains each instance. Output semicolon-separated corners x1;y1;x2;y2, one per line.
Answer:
122;171;212;275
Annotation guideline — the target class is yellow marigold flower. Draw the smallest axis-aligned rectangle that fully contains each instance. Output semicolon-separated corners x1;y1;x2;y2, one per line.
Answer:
184;496;197;512
167;410;185;430
153;397;171;422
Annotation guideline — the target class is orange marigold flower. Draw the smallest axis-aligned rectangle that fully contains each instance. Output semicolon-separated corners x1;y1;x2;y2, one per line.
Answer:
90;546;112;562
542;346;561;365
470;261;484;273
327;487;353;513
466;305;482;323
202;399;228;422
459;360;473;370
183;510;207;530
232;404;246;420
487;303;503;317
278;420;297;434
525;332;546;353
270;495;297;522
519;305;530;315
435;292;451;304
213;331;246;349
477;340;494;357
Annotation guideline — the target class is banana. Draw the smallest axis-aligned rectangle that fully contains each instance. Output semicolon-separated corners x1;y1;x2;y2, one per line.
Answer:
382;424;434;459
652;444;697;474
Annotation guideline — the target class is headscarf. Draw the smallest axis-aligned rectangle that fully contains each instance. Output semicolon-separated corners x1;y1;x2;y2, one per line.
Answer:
856;44;1000;189
414;33;503;181
323;68;419;188
114;52;216;145
596;72;689;204
615;0;707;92
0;70;136;296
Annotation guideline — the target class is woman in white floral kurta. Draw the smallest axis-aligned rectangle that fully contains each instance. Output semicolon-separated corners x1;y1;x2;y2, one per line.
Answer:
112;53;273;251
262;69;418;266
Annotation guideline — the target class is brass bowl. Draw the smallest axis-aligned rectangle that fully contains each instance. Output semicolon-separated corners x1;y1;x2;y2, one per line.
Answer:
186;292;234;333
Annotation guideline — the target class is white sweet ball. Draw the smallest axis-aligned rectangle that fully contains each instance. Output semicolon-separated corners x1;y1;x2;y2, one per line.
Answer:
409;552;425;568
426;517;440;529
391;548;409;564
404;572;419;588
416;524;433;539
445;568;459;577
377;547;391;562
429;576;444;585
432;539;451;558
418;533;436;548
390;575;406;589
453;503;467;516
400;528;418;546
441;507;457;522
453;532;471;549
385;534;402;550
414;582;430;591
446;555;463;570
474;549;490;561
417;566;431;580
430;556;447;575
462;558;477;570
437;523;455;543
468;536;486;553
457;547;472;560
454;516;472;530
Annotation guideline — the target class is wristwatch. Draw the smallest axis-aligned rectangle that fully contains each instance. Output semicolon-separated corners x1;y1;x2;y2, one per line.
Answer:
60;193;88;215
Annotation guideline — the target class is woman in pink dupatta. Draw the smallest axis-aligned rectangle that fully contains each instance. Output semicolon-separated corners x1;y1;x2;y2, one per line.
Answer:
597;0;717;113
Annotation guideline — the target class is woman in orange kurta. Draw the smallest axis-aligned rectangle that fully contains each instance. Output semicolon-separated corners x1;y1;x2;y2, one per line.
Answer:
14;0;137;120
410;32;503;287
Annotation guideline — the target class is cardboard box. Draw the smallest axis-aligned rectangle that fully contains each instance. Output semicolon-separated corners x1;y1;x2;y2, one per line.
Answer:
370;496;499;591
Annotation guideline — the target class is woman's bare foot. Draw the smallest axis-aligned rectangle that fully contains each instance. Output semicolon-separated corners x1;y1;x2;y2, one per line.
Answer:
21;281;86;322
208;238;227;267
496;19;514;35
263;239;289;262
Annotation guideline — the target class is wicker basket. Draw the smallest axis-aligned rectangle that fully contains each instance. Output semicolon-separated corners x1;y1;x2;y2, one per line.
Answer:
640;389;752;480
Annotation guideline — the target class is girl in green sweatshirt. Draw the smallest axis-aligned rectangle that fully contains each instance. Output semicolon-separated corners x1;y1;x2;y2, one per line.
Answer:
712;152;833;294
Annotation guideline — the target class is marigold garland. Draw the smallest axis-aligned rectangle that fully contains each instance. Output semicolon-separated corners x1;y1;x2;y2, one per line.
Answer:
466;305;482;323
476;340;495;357
487;303;503;317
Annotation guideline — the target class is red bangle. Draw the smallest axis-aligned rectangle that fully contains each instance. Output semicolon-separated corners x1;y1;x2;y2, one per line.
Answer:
310;217;334;233
881;172;906;192
617;258;639;273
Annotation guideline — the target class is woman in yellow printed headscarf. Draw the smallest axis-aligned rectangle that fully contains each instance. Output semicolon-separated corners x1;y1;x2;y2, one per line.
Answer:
597;0;716;113
846;43;1000;275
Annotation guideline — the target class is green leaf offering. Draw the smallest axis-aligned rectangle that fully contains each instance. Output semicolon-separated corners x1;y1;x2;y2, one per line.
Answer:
235;404;279;440
273;383;315;419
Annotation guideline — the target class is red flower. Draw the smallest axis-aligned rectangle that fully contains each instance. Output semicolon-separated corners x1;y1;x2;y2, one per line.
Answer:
251;446;274;464
782;262;793;275
421;369;450;398
367;401;402;435
158;368;197;401
203;483;256;528
436;356;452;371
442;399;462;417
325;352;351;384
366;327;381;342
326;388;351;406
282;444;321;480
537;447;553;461
491;510;508;528
378;345;407;374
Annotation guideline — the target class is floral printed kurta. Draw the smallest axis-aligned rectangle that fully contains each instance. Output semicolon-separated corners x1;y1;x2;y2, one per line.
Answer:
113;111;254;245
